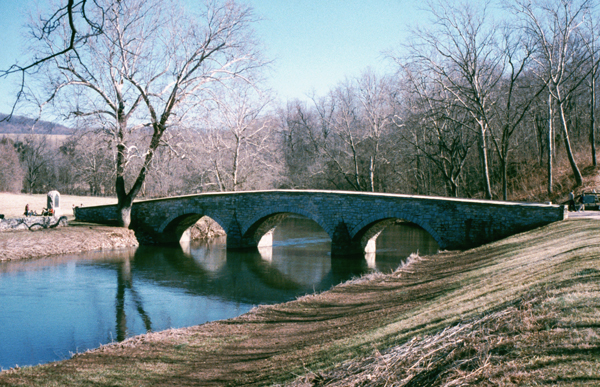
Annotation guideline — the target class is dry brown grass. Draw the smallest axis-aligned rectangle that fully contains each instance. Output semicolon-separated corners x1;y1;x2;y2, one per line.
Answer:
286;286;600;386
0;192;116;219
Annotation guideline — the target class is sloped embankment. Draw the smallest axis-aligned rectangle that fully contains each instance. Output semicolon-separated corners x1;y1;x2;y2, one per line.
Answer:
0;222;138;261
1;219;599;386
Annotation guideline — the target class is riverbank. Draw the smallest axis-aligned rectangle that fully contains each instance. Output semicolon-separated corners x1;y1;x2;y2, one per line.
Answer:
1;218;598;386
0;192;137;261
0;222;138;261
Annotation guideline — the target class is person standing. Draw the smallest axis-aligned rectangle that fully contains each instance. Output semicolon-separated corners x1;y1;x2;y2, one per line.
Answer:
568;191;575;211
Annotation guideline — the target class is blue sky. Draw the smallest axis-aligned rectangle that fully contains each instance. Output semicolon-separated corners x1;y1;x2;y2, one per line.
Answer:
0;0;423;115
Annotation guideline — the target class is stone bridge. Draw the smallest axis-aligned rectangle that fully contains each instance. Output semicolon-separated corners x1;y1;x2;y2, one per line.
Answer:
74;190;566;256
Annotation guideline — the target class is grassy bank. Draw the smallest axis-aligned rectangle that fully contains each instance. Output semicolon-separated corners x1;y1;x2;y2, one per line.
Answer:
1;219;599;386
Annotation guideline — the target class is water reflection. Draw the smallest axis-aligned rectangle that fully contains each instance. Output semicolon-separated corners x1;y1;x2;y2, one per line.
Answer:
115;257;152;341
373;222;439;271
182;236;227;272
0;216;438;371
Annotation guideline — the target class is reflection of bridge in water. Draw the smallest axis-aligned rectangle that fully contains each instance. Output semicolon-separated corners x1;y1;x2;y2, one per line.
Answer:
75;190;566;256
110;215;439;338
131;238;362;304
112;237;376;341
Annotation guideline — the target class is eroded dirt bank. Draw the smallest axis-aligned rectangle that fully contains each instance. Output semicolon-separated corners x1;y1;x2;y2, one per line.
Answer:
0;222;138;261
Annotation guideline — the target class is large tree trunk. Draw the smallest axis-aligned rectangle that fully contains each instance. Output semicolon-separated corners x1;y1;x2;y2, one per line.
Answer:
117;202;133;228
115;123;131;227
116;173;135;228
115;123;160;228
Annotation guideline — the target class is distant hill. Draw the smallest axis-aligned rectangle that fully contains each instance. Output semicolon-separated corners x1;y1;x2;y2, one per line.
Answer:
0;113;72;135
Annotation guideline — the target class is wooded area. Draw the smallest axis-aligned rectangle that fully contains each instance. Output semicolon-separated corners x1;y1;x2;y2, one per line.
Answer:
1;0;599;205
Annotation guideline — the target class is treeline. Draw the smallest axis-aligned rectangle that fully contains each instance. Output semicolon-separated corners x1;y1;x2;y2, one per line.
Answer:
1;0;599;202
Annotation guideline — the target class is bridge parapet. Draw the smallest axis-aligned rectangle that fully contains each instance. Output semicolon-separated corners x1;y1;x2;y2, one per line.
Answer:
75;190;566;256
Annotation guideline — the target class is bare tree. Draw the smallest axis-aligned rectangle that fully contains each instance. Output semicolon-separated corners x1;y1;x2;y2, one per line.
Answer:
28;0;265;226
580;11;600;166
395;63;475;197
66;133;115;195
490;27;545;200
512;0;594;190
398;0;503;199
0;138;24;192
304;73;393;192
307;87;364;190
278;101;323;188
201;82;273;191
17;135;55;194
355;70;394;192
0;0;105;119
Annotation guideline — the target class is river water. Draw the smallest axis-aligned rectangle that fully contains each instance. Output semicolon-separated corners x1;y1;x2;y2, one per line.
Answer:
0;216;438;370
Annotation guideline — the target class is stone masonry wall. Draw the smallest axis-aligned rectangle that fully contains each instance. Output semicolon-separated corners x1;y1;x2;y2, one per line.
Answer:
0;216;68;232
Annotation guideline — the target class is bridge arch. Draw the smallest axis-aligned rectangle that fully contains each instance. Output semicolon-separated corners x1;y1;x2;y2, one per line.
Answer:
350;212;445;251
157;207;229;244
241;206;333;248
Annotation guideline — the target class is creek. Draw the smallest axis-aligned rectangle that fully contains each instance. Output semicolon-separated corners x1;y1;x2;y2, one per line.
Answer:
0;216;438;370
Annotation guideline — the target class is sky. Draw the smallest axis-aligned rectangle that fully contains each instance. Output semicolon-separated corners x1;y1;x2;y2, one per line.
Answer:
0;0;425;116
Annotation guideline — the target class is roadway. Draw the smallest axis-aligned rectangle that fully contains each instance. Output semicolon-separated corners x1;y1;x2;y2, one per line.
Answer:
567;210;600;219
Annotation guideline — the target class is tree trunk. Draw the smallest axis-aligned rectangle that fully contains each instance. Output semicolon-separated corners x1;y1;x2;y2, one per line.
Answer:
369;156;375;192
534;117;544;167
213;162;225;192
501;157;508;201
117;203;132;228
232;136;241;192
447;179;459;198
478;121;493;199
350;140;362;191
115;126;131;227
548;93;553;195
592;73;597;167
114;119;156;228
559;102;583;186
